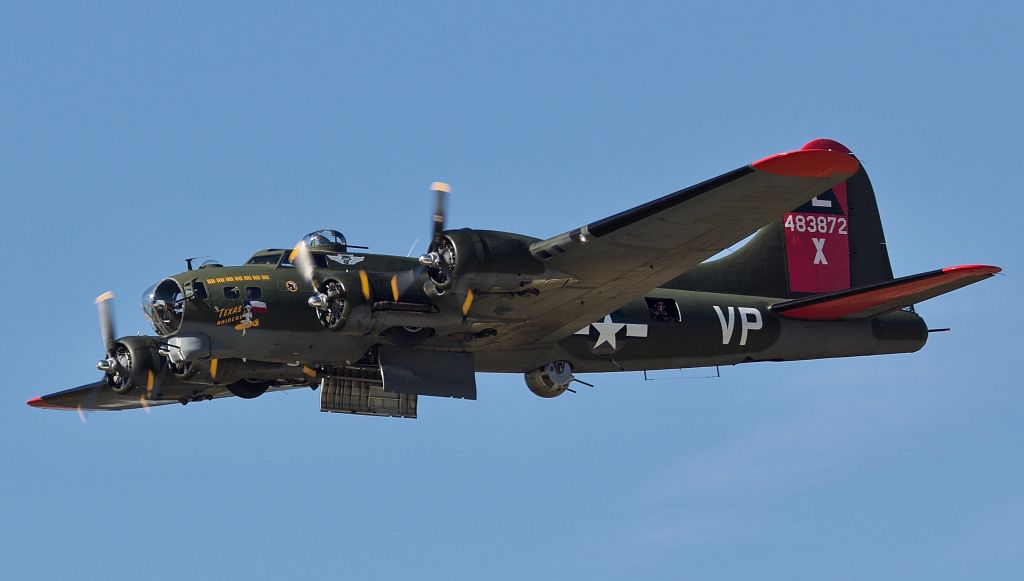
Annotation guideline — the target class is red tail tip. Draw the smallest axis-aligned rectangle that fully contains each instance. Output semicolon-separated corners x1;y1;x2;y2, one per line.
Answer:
752;148;859;178
941;264;1002;276
27;396;46;408
801;138;852;154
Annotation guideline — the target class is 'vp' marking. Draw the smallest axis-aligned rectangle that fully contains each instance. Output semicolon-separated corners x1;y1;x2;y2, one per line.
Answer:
713;306;762;346
812;237;828;265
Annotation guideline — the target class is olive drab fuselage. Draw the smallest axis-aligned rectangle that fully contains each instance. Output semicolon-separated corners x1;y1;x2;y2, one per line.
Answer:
162;249;927;374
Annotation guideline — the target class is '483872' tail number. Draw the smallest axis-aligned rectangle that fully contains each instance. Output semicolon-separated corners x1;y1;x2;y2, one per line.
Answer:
784;214;847;235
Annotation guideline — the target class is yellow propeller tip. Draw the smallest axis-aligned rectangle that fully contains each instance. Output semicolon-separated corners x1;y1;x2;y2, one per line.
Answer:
430;181;451;193
95;291;114;303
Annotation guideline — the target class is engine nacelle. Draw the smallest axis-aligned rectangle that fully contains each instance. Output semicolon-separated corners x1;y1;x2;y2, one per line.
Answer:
101;336;161;394
525;361;575;398
183;358;313;386
427;229;545;293
310;270;372;332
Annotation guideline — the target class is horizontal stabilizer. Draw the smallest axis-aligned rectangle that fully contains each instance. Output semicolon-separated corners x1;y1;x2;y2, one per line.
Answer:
771;265;1001;320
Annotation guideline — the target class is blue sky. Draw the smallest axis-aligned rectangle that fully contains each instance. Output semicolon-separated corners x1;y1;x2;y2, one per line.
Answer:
2;2;1020;579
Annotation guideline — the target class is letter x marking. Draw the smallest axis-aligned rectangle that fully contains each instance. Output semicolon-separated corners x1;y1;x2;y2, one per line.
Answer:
812;237;828;265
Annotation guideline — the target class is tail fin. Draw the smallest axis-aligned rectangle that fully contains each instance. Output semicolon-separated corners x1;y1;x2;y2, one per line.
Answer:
667;139;893;298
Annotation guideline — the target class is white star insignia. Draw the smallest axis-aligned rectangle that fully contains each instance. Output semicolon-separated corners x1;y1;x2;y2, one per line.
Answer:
591;315;626;350
575;314;648;352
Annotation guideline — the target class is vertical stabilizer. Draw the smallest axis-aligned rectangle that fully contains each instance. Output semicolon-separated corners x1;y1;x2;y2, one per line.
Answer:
666;139;893;298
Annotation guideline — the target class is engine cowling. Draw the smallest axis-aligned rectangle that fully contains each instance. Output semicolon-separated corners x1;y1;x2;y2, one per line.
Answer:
102;336;161;394
525;361;575;398
426;229;546;293
309;270;372;332
183;358;314;387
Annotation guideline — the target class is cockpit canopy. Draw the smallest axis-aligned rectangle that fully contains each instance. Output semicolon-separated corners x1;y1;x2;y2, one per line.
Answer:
302;229;347;251
243;230;350;266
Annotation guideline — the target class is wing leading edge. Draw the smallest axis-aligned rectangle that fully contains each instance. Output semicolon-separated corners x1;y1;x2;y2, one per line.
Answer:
479;141;861;348
27;381;178;411
27;379;309;411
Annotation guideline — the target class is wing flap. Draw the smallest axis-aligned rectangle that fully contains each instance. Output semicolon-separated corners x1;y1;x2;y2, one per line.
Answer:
771;264;1001;320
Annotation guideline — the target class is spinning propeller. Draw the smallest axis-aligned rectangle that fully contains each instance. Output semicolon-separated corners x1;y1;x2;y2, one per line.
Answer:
417;181;455;290
289;238;348;328
391;181;461;300
93;291;163;410
294;181;474;322
397;182;473;315
96;291;116;358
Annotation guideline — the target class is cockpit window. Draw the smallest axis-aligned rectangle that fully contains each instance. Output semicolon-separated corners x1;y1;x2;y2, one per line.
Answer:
280;252;328;268
246;253;283;265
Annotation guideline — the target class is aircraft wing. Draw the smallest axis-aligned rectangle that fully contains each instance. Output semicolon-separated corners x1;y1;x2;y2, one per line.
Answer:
27;380;307;412
479;143;860;348
27;381;178;411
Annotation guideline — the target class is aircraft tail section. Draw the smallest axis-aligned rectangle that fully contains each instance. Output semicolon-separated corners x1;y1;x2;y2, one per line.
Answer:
771;265;1000;320
666;139;894;298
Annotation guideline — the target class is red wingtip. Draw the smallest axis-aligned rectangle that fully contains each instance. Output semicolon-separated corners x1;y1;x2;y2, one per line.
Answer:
801;138;852;154
751;148;859;178
941;264;1002;276
26;396;73;410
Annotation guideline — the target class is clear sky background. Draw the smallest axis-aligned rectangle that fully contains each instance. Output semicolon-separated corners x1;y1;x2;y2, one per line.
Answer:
2;2;1021;579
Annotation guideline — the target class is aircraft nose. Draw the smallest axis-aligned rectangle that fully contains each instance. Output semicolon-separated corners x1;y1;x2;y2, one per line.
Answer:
142;278;185;336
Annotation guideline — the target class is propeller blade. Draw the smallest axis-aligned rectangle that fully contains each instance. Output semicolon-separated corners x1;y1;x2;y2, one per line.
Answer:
429;181;450;252
138;356;170;412
289;240;319;292
391;264;427;301
96;291;115;356
80;380;106;416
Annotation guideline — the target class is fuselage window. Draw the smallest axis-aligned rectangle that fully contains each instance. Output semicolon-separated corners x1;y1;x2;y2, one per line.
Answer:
223;286;241;300
193;281;209;301
646;297;681;322
245;286;262;301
